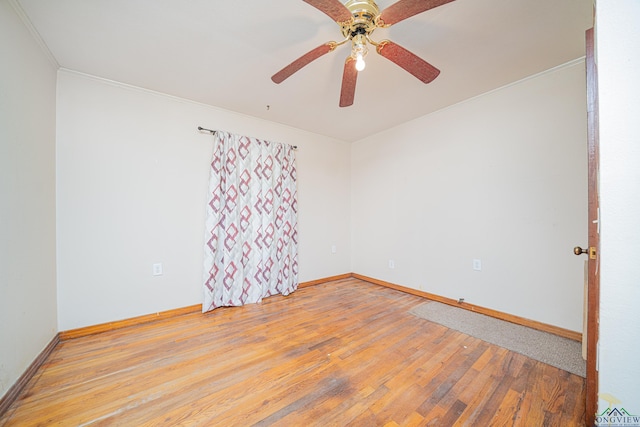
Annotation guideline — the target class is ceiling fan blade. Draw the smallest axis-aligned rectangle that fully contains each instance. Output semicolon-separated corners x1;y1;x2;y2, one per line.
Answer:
303;0;352;23
272;43;335;84
378;0;455;26
376;40;440;83
339;57;358;107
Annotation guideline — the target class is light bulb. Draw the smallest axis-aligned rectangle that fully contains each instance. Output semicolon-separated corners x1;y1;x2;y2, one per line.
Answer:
355;53;366;71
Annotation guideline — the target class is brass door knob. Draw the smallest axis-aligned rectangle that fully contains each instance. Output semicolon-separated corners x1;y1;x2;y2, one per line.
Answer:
574;246;588;256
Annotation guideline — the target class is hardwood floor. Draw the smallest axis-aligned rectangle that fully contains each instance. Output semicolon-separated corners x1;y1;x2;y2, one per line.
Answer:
0;279;585;426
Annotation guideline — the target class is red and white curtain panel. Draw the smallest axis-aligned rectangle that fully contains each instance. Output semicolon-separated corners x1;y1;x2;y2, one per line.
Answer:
202;131;299;313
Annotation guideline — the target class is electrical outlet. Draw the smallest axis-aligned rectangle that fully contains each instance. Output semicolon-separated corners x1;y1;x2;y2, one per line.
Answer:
331;245;337;254
388;260;395;269
153;263;163;276
473;259;482;271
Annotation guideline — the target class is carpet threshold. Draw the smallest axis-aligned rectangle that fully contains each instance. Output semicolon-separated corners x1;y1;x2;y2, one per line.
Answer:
410;301;586;377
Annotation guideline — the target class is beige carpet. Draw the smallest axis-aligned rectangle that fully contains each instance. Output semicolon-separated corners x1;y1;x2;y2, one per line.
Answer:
410;301;586;377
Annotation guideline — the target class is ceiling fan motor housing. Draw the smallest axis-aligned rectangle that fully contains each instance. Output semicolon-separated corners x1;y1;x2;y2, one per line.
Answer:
345;0;380;19
342;0;380;38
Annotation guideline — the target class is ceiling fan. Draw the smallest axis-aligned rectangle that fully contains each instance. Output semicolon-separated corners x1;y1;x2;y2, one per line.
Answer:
271;0;455;107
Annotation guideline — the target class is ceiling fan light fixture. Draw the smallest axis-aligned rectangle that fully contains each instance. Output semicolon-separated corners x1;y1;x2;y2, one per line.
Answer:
351;33;368;71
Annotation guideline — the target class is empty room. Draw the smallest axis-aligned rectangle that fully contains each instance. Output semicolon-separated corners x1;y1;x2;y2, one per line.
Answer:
1;0;639;426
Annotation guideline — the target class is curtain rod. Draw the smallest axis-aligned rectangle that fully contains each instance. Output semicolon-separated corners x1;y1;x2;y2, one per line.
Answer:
198;127;298;150
197;126;217;135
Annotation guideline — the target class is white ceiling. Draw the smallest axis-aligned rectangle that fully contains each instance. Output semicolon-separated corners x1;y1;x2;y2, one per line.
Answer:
17;0;593;142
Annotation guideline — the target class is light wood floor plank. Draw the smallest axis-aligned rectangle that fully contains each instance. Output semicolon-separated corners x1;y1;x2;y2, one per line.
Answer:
0;278;585;426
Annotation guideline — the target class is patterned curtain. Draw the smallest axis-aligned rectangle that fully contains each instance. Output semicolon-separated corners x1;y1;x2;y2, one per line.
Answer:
202;131;298;313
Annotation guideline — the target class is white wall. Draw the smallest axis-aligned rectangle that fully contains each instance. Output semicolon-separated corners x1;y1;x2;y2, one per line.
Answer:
351;62;588;332
596;0;640;416
0;0;58;399
56;70;350;331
